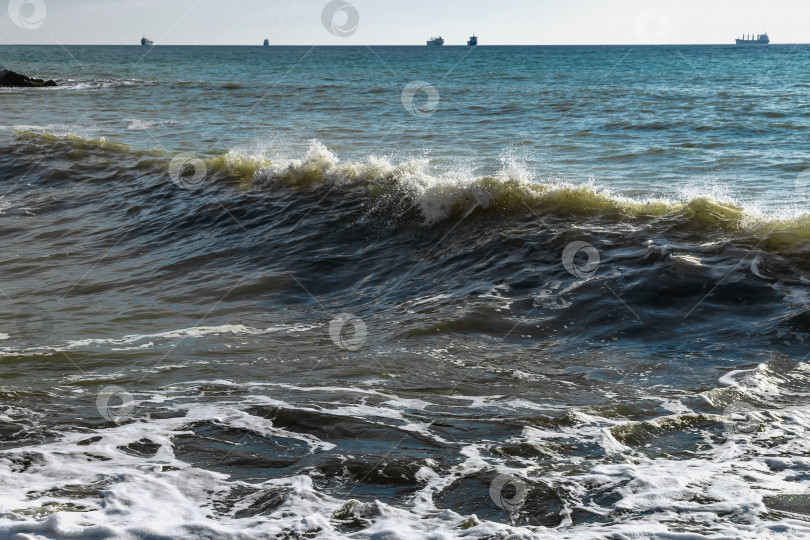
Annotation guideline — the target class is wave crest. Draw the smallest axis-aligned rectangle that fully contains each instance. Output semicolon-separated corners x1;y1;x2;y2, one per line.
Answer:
9;131;810;255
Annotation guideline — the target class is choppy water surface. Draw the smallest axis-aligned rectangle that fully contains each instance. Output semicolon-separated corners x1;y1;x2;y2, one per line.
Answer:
2;45;810;539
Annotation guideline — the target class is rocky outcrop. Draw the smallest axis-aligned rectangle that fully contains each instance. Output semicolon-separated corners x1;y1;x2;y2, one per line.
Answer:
0;69;57;87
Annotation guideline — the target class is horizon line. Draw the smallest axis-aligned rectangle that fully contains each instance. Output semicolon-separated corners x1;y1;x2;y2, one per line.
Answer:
0;42;806;47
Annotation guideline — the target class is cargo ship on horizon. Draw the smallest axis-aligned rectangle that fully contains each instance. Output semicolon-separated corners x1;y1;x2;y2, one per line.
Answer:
736;33;769;45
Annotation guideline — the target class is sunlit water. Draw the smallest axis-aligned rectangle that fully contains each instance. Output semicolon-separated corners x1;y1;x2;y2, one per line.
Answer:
1;45;810;539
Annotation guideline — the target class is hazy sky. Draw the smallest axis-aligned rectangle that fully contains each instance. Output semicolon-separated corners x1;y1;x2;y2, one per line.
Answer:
1;0;807;45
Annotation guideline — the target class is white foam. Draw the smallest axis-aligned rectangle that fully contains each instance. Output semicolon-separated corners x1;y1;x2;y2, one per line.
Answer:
4;372;810;539
126;118;156;130
8;323;319;354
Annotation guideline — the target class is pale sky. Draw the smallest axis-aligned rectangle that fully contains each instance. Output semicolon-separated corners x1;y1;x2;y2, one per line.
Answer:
1;0;807;45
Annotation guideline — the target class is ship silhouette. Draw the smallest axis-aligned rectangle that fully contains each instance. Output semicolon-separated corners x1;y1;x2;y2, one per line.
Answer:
736;33;769;45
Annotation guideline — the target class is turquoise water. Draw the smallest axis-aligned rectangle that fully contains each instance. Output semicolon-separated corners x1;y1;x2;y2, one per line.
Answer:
3;45;810;208
2;45;810;539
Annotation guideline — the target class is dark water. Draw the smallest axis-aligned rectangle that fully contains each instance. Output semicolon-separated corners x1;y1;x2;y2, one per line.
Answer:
2;45;810;539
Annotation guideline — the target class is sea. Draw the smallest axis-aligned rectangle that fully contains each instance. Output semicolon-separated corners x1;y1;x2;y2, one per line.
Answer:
2;44;810;539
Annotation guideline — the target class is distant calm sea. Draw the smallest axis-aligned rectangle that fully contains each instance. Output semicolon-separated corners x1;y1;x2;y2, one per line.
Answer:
2;45;810;539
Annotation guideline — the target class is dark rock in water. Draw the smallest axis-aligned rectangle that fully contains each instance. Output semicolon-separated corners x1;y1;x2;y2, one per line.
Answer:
0;69;57;88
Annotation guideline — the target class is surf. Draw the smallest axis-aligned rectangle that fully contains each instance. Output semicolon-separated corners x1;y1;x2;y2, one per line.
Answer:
8;130;810;258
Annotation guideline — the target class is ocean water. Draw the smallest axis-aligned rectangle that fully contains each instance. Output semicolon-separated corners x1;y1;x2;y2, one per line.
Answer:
1;44;810;539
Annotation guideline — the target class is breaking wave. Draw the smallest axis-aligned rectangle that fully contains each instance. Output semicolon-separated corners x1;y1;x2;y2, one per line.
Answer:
11;131;810;257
